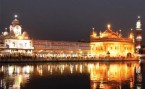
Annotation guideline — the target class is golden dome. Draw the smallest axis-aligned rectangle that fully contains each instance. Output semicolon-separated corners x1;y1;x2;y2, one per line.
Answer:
22;31;29;39
101;24;118;38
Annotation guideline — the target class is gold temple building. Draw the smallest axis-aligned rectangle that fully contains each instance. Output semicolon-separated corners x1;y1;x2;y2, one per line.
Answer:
90;24;135;57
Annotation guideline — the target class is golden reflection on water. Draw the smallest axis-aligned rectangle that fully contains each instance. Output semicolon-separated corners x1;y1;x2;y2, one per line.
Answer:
0;62;139;89
89;62;139;89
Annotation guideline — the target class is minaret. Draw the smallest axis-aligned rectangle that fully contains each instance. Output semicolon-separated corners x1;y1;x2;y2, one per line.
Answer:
90;27;97;41
119;29;122;38
129;29;134;38
135;16;142;53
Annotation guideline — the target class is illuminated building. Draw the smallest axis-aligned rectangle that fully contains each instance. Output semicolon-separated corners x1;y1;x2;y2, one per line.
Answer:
33;24;135;58
33;40;90;58
0;15;139;59
0;15;34;54
90;24;135;57
0;15;90;57
135;16;142;53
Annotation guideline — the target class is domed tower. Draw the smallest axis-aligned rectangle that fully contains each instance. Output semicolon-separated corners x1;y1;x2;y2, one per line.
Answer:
9;15;22;37
135;16;142;53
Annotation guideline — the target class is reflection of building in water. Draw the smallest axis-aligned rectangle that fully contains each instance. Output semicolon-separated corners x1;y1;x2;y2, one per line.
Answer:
0;62;139;89
90;24;135;57
88;62;139;89
0;65;33;89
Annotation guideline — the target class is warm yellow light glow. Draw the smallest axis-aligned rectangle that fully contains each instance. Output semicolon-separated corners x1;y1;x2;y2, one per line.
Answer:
109;50;118;56
13;75;22;89
70;66;73;74
16;67;20;74
8;66;14;75
23;66;31;74
90;39;134;57
130;35;133;39
107;24;111;30
93;33;96;38
79;65;83;73
88;62;139;85
37;65;43;76
18;36;23;40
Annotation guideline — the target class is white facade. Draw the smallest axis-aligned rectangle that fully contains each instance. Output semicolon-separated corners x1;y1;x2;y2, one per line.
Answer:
10;25;22;36
5;39;33;49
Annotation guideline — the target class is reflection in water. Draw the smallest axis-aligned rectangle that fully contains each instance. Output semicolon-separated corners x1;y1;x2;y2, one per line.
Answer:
0;62;140;89
0;65;33;89
89;62;139;89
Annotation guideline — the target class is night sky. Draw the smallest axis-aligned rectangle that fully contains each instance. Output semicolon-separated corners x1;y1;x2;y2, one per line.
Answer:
0;0;145;44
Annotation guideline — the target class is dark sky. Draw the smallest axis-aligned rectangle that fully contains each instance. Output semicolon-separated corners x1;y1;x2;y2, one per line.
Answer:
0;0;145;44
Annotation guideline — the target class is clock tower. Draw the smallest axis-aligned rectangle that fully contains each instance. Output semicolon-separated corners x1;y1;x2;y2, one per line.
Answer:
9;15;22;37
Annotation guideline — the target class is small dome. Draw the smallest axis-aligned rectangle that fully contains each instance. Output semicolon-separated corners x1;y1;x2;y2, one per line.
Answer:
3;28;9;36
22;31;29;39
3;31;8;36
22;31;28;36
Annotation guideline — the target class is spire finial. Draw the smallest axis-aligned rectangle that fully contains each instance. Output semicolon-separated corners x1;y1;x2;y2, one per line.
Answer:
119;29;122;34
92;27;95;32
14;14;18;18
107;24;111;30
138;16;141;19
